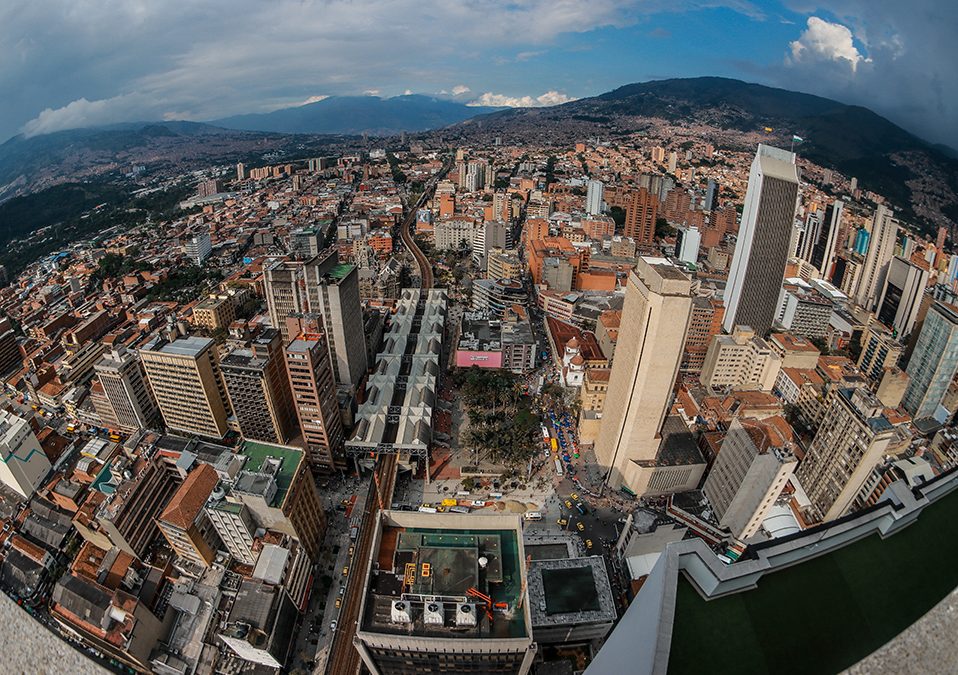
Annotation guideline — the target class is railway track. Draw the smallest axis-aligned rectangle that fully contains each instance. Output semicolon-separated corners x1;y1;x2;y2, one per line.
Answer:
323;453;398;675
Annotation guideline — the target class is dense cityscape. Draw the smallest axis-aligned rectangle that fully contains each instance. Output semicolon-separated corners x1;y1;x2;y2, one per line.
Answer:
0;115;955;674
1;3;958;673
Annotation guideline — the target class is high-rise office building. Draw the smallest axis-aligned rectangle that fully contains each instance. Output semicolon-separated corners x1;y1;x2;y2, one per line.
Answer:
702;417;797;540
185;230;212;265
586;179;604;215
139;335;231;439
857;322;903;382
796;387;898;523
264;252;368;391
472;221;511;272
221;328;297;444
623;188;659;245
236;162;246;180
285;332;346;472
723;145;800;336
0;409;51;499
855;205;899;310
93;347;161;434
680;297;725;374
700;325;782;391
594;258;695;491
704;178;718;212
807;200;844;279
875;255;930;338
302;253;368;391
674;225;701;265
903;301;958;419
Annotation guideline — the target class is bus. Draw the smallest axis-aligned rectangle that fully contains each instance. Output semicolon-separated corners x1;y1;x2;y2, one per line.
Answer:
551;438;558;452
523;512;542;521
418;506;438;514
620;485;638;499
440;498;458;507
449;506;471;515
554;459;564;477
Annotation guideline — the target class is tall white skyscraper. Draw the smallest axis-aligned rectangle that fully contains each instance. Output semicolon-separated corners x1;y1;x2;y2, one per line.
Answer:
723;144;800;336
586;180;604;215
854;205;899;310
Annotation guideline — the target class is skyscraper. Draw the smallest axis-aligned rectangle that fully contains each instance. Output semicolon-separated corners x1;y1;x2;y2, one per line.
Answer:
875;255;930;338
623;188;659;245
285;332;346;472
221;328;297;444
903;301;958;419
796;387;898;523
586;179;604;215
264;251;368;391
855;205;899;310
139;335;231;439
93;346;161;433
702;416;797;540
594;258;694;491
808;199;844;279
704;178;718;212
185;230;212;265
723;144;800;335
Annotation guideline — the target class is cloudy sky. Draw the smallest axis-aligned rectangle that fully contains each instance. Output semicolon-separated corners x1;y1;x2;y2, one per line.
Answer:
3;1;956;146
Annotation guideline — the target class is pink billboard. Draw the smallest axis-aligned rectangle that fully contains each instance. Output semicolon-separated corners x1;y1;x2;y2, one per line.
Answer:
455;350;504;369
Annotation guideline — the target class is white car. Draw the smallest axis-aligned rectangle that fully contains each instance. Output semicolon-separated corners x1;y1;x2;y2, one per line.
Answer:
330;620;338;631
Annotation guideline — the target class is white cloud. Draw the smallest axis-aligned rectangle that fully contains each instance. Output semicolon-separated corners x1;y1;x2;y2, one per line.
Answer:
403;89;413;95
516;50;545;61
451;84;471;96
469;90;577;108
363;89;381;96
788;16;870;72
299;95;329;106
22;92;157;137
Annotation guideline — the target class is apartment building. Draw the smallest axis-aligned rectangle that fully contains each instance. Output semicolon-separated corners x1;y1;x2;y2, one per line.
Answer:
700;326;782;391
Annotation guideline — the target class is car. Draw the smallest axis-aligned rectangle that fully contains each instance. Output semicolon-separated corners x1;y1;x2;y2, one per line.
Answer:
330;620;338;631
335;598;342;608
585;539;593;549
564;500;572;509
342;566;349;576
557;518;568;526
570;492;579;500
576;522;585;532
348;546;355;557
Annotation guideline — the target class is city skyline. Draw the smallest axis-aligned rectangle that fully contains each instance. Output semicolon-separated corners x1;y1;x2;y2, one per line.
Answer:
2;1;957;147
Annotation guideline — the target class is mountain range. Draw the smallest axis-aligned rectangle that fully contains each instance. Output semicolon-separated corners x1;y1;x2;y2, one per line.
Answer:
212;95;499;135
1;78;955;231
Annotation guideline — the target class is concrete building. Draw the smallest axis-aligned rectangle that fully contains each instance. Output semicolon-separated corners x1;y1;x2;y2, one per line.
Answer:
586;179;604;215
796;387;899;523
578;367;610;444
680;297;724;374
527;554;616;644
594;258;706;494
454;313;536;374
723;145;800;335
472;221;511;271
700;326;782;392
807;200;844;279
875;255;930;338
228;440;326;561
903;301;958;419
302;253;368;392
855;205;899;311
857;322;903;382
221;328;297;445
767;332;820;370
139;335;231;440
207;500;258;565
185;230;212;265
702;417;797;540
434;219;476;251
93;347;161;434
674;225;701;265
486;248;523;281
192;295;236;332
157;463;221;569
264;258;307;343
284;332;346;472
471;278;526;316
354;511;537;675
0;410;51;499
219;579;297;669
775;280;833;339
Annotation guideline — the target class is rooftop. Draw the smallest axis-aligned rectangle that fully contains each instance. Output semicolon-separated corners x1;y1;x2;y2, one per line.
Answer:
361;515;529;640
234;440;303;507
528;557;617;629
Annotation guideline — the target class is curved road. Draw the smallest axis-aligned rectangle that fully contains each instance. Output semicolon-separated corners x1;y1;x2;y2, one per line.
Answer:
322;160;448;674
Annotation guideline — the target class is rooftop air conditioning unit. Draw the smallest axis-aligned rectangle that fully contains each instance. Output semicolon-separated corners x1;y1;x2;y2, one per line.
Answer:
391;600;412;624
423;601;444;625
455;603;477;627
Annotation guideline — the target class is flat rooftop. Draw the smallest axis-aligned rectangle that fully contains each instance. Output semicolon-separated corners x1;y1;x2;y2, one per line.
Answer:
362;522;528;640
528;557;617;628
234;440;302;507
